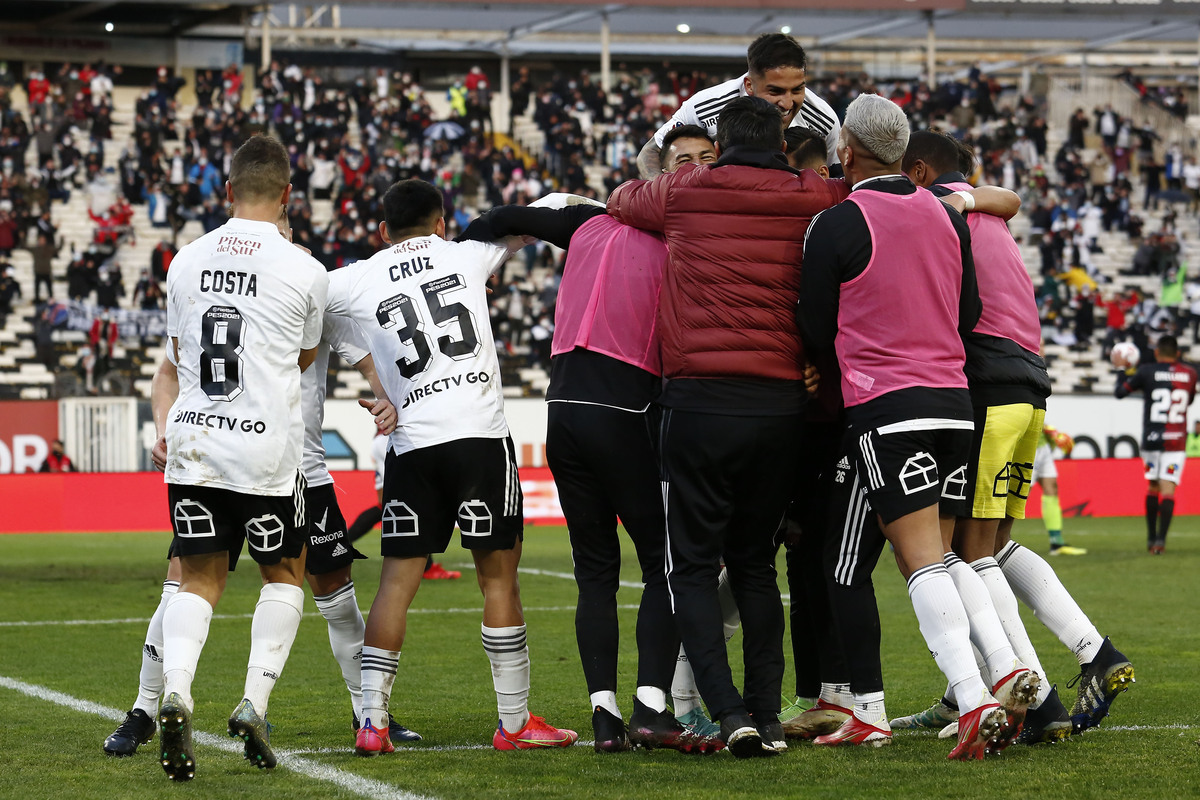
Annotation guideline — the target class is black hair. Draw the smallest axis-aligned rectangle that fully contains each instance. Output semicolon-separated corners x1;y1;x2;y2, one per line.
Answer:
747;33;807;76
1156;335;1179;358
953;138;977;176
717;96;784;153
660;124;714;168
901;129;960;176
784;127;825;170
382;179;444;237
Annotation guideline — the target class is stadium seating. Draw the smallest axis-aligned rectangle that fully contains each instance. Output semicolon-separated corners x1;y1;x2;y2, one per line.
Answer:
0;74;1196;401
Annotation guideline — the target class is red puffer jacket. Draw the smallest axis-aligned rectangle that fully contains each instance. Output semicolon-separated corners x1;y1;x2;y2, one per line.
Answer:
607;148;848;381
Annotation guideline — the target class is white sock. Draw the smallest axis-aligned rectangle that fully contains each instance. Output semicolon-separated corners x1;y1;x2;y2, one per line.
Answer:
944;553;1022;687
590;690;620;717
997;541;1103;666
853;690;890;729
483;624;530;733
162;591;214;712
972;556;1051;706
717;567;741;642
671;646;701;716
313;582;366;720
243;583;304;716
819;682;853;710
360;645;400;728
132;580;178;716
635;685;667;713
907;564;991;714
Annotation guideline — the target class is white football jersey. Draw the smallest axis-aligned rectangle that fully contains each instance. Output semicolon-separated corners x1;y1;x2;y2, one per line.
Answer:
653;74;842;166
326;235;510;456
165;217;328;495
302;313;372;487
371;432;388;490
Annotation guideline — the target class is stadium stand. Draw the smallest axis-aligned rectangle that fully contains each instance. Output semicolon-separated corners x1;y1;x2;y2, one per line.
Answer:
0;59;1197;401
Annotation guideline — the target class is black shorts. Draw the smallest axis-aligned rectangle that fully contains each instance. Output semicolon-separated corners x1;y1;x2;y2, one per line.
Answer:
167;538;242;571
827;433;887;588
305;482;366;575
167;478;307;566
852;421;973;525
380;436;524;558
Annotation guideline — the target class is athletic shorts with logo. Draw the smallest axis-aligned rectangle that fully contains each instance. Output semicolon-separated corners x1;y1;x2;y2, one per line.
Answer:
1144;450;1187;484
827;434;887;588
305;482;366;574
853;420;973;524
168;477;308;566
965;402;1045;519
379;436;523;558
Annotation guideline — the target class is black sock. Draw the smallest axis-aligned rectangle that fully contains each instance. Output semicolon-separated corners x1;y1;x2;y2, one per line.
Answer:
347;505;382;544
1145;493;1159;545
1157;498;1175;544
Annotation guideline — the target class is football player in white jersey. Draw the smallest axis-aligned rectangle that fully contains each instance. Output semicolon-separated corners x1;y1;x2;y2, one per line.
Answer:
104;210;419;763
157;135;328;782
326;179;577;754
636;34;841;178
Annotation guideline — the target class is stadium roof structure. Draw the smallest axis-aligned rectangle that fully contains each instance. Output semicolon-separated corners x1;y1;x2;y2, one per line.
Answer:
7;0;1200;77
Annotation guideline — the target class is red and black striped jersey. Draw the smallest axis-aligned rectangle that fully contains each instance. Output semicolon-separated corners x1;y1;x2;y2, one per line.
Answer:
1115;360;1198;451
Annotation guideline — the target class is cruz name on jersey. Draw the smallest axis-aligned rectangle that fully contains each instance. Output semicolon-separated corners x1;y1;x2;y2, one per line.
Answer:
326;234;512;457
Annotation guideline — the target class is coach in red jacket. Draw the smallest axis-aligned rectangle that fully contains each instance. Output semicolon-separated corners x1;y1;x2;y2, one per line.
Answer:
607;95;846;758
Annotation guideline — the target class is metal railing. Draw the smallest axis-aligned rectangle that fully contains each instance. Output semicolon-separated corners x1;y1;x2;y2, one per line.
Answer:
1050;75;1197;157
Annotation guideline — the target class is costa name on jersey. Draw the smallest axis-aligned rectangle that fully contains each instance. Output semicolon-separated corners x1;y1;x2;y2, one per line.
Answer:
326;235;511;456
165;218;327;495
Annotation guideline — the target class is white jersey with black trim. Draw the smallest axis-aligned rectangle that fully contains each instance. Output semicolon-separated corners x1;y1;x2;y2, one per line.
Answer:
652;73;842;166
165;217;328;495
326;234;510;456
302;313;371;487
371;432;388;490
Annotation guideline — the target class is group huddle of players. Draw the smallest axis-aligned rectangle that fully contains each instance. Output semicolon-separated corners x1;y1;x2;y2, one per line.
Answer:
98;34;1194;782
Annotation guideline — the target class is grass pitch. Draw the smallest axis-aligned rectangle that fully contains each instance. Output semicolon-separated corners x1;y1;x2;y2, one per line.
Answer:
0;517;1197;800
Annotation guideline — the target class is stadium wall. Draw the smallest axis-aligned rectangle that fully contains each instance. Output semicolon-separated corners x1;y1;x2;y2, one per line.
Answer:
2;396;1192;477
0;467;565;534
1;396;1196;533
0;459;1194;534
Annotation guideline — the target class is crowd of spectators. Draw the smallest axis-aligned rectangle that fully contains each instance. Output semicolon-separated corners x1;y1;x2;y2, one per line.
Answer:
1026;99;1199;360
1;52;1198;394
1117;69;1190;121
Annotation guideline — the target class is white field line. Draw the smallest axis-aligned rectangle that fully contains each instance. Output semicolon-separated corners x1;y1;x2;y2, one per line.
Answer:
1103;723;1195;732
0;604;639;628
505;565;792;603
514;565;642;590
280;724;1197;758
0;675;434;800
